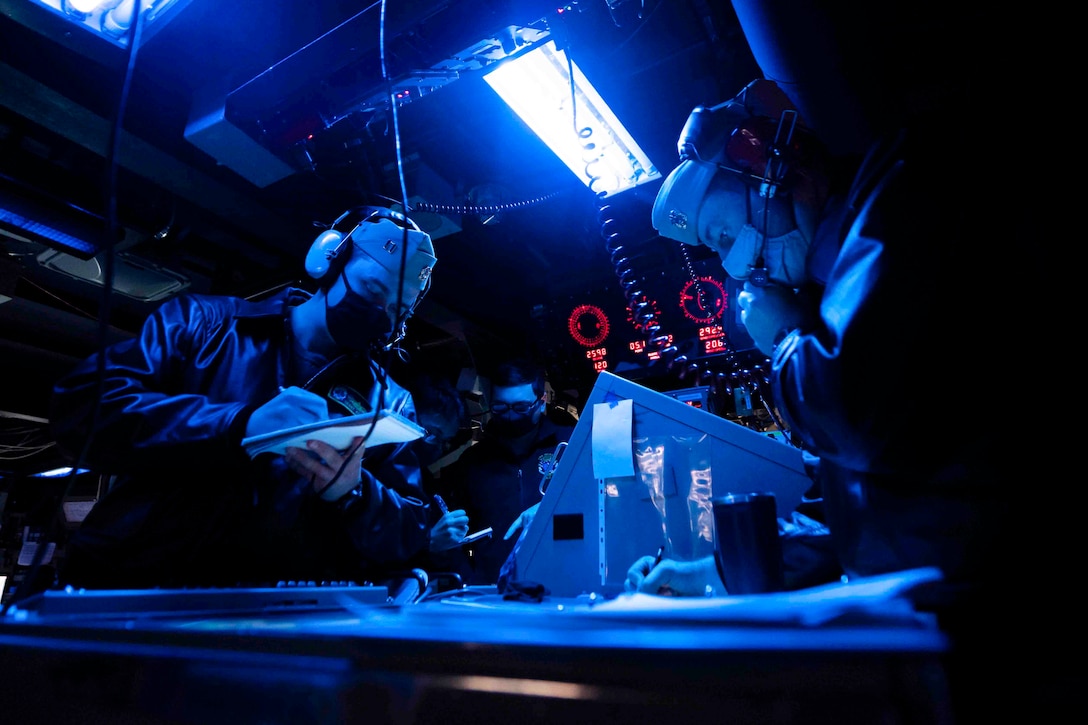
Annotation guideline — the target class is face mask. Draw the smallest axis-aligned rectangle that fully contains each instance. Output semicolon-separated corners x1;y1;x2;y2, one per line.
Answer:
486;413;539;439
324;270;394;353
721;224;810;286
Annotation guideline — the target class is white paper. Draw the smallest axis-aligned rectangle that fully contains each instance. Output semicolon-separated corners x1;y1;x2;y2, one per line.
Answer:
591;398;635;479
242;409;425;458
590;567;944;627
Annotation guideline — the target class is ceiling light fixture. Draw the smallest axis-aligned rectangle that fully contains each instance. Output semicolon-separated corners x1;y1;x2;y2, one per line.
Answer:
37;248;190;302
29;0;191;47
483;39;660;198
0;172;105;259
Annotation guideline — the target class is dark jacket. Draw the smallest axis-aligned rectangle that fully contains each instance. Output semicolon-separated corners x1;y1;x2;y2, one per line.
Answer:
436;412;575;586
768;121;1010;600
49;288;431;589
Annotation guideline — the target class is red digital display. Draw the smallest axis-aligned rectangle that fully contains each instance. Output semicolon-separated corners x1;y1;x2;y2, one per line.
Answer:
585;345;609;372
699;324;727;354
698;324;725;341
556;260;737;385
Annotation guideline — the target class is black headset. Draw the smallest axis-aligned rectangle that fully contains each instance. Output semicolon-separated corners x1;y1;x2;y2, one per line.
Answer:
305;205;424;284
679;106;820;198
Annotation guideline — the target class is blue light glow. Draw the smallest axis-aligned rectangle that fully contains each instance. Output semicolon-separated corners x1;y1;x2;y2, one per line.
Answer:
0;206;98;257
484;41;659;198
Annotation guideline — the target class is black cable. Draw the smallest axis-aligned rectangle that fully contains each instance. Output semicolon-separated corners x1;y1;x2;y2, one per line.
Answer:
3;8;146;614
559;22;680;376
380;0;410;364
597;197;680;365
356;0;393;477
410;191;564;217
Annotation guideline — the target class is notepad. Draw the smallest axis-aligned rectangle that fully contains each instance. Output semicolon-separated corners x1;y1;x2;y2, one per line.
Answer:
242;409;426;458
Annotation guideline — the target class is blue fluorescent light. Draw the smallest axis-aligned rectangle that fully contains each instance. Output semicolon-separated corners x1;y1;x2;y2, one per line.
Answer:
32;467;91;478
0;206;99;257
483;40;660;198
0;171;105;259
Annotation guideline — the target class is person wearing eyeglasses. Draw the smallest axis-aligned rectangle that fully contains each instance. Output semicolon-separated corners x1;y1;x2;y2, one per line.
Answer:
434;356;576;587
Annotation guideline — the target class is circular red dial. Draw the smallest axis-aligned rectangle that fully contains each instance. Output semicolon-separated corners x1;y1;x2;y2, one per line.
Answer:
567;303;610;347
679;276;727;324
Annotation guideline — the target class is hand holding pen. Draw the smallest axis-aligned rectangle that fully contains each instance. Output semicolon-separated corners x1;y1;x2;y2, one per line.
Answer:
429;494;470;553
623;546;664;593
624;547;721;596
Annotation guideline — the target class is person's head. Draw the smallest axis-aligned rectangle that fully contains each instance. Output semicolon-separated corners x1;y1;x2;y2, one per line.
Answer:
306;206;437;353
410;375;466;466
651;79;830;288
486;357;547;439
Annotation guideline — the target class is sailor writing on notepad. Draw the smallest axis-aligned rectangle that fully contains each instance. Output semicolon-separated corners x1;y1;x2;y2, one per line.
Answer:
49;206;438;591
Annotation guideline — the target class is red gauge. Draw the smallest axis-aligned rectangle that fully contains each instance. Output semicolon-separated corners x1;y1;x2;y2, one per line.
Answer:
679;276;727;324
567;303;610;347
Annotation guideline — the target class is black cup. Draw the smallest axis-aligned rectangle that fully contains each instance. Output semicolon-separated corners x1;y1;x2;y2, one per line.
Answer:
712;492;784;594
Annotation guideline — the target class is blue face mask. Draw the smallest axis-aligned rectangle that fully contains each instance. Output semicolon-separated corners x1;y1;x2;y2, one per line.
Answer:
721;224;809;286
324;270;394;353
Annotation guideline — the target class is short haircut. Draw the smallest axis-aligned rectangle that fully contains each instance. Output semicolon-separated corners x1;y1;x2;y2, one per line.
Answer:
491;357;546;398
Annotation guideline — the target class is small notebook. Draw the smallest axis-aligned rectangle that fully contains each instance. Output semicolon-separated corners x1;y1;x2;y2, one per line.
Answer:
242;409;425;458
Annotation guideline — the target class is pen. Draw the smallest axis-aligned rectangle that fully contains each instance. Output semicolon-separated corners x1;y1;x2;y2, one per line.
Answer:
433;494;450;515
651;545;665;570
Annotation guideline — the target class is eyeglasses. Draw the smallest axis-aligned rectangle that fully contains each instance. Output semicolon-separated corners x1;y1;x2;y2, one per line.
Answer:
490;400;541;415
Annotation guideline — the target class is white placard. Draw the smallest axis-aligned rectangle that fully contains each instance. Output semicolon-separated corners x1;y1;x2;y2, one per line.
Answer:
591;398;635;479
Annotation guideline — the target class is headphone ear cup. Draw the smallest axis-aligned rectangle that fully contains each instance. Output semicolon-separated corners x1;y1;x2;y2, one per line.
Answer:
725;114;823;192
306;229;347;280
726;117;784;178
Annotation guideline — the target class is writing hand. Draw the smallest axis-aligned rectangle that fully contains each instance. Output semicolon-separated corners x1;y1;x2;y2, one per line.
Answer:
430;509;470;552
624;554;660;593
285;436;366;501
624;554;722;596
